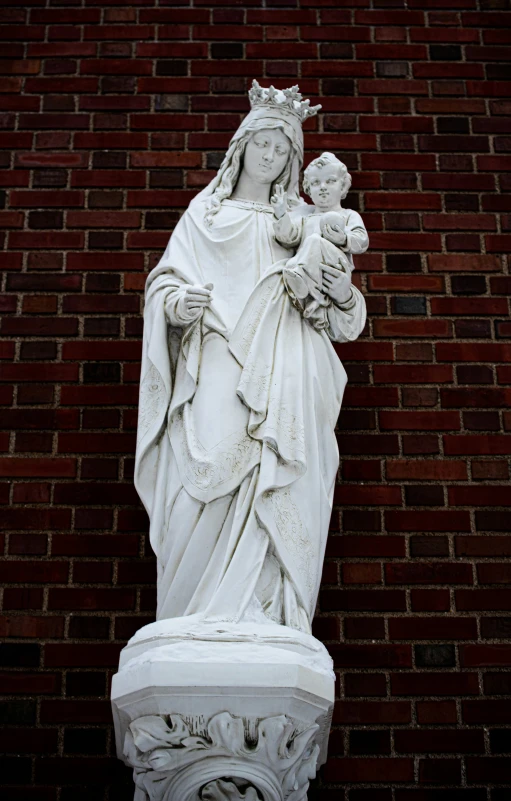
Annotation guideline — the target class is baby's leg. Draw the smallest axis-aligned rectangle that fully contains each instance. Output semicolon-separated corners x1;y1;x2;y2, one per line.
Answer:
283;233;325;301
283;262;310;301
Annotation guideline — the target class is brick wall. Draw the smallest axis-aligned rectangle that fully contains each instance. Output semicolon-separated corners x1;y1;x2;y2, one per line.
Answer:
0;1;510;799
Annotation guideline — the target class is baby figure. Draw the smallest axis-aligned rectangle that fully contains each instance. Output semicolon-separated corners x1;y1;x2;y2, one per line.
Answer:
271;152;369;329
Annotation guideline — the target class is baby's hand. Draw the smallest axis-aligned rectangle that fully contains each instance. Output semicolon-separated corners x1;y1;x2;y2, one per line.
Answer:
321;218;347;246
270;183;288;220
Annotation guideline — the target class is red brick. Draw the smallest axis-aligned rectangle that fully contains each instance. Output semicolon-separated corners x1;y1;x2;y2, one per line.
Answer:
444;436;511;455
0;561;68;584
478;564;511;585
437;343;511;363
456;590;511;611
432;298;508;315
324;758;414;783
462;699;511;722
342;460;382;482
368;275;444;293
396;729;484;754
321;589;406;612
334;486;401;506
386;460;467;480
411;589;450;612
334;701;411;725
0;671;60;695
416;701;458;725
389;617;477;640
379;411;460;431
386;563;473;585
385;510;471;532
0;458;76;478
374;365;452;384
374;319;451;338
0;728;58;754
342;563;382;585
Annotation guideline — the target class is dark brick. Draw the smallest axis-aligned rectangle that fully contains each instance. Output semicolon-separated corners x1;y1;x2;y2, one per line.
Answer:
490;729;511;754
323;80;355;96
430;45;462;61
0;700;36;724
438;119;470;135
377;63;409;78
92;152;126;170
20;342;57;361
155;61;187;76
410;537;449;557
68;617;110;640
405;486;445;507
33;169;67;188
392;297;427;315
457;365;494;385
88;191;123;210
482;618;511;639
155;95;188;112
145;211;180;229
65;672;106;698
149;170;183;189
211;43;243;59
350;730;391;755
451;276;487;296
83;319;120;337
29;211;64;229
0;643;40;667
89;231;123;250
415;645;456;668
83;364;121;383
387;254;422;273
64;729;108;755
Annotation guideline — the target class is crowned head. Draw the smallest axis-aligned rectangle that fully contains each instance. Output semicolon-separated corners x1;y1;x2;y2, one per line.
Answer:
198;80;322;225
248;80;322;125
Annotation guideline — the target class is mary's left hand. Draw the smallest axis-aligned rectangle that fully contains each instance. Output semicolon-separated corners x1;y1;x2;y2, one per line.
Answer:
321;263;353;305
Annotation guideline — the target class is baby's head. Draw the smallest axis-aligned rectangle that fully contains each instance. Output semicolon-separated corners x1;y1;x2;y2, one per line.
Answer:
303;152;352;211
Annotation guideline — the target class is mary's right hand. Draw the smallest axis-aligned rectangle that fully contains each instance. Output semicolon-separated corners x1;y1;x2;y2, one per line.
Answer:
165;283;213;326
181;283;213;316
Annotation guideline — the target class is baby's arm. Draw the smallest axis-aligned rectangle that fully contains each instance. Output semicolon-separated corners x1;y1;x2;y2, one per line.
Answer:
339;210;369;255
321;212;347;247
271;183;302;248
273;211;303;248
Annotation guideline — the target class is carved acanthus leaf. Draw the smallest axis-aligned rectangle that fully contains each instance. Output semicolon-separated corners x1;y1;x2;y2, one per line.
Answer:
201;779;260;801
124;711;319;801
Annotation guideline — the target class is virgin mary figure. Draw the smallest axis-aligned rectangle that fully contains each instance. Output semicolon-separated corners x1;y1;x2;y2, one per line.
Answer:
134;82;367;636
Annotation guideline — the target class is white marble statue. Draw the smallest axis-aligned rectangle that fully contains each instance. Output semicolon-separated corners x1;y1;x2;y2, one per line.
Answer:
134;80;368;637
114;79;370;801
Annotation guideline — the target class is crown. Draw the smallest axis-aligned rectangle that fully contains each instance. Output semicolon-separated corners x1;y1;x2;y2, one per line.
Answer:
248;79;322;123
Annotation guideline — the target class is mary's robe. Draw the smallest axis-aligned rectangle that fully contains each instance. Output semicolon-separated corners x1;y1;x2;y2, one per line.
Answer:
134;196;367;634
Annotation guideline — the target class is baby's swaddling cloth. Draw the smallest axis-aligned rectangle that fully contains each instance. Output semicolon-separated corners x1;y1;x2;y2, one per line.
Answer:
283;224;351;330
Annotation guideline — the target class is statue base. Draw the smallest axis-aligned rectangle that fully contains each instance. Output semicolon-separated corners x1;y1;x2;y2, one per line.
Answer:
111;616;335;801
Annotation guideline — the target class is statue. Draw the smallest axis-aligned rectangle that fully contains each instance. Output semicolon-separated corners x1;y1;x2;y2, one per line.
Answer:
112;81;369;801
134;82;367;632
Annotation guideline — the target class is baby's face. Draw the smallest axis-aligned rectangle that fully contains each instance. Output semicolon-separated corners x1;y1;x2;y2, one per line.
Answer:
307;163;344;210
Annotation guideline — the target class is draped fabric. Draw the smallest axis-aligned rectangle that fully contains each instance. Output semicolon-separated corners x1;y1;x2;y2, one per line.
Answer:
134;197;366;633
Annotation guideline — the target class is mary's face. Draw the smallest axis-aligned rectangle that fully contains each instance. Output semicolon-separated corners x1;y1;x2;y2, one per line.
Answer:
242;128;291;186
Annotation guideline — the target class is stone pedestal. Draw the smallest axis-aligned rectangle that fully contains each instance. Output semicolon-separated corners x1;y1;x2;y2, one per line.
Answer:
111;616;334;801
